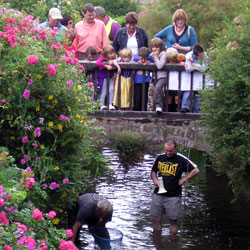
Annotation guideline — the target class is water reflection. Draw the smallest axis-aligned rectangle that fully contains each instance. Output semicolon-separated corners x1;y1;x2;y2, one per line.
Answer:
79;147;250;250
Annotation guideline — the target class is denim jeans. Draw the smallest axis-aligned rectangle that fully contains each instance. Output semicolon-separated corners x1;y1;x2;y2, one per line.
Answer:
181;91;200;113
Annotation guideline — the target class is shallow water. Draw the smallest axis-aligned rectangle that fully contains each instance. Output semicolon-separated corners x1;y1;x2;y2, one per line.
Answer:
79;147;250;250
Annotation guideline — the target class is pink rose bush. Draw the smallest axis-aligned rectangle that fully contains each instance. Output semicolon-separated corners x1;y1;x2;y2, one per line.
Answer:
0;7;102;249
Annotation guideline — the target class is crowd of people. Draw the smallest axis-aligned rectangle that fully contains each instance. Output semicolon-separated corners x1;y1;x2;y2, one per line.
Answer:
38;3;209;114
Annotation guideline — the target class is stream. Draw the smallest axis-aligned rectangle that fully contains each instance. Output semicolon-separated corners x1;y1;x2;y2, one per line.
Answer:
78;147;250;250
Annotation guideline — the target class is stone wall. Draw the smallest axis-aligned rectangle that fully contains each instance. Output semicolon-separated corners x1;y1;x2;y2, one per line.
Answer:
93;116;209;152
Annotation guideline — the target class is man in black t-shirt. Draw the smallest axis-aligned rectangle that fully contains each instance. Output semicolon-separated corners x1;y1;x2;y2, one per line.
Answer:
70;193;113;243
150;139;200;235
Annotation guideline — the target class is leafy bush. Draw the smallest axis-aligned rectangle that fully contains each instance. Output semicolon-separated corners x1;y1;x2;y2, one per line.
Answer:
0;148;79;248
108;131;147;164
0;8;107;210
201;8;250;197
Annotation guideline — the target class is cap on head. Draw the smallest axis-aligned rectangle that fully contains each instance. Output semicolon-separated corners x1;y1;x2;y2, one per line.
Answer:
49;8;63;20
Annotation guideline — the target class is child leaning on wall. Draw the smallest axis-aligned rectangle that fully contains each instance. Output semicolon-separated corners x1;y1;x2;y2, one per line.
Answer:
96;44;121;110
133;47;154;111
113;48;133;109
83;46;98;83
147;38;167;114
180;44;209;113
165;47;186;112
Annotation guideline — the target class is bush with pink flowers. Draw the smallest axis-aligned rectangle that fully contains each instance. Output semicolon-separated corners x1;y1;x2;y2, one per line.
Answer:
0;6;107;219
0;148;78;248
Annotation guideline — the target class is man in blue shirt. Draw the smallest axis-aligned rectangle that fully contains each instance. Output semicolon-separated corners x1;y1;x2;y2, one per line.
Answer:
39;7;67;41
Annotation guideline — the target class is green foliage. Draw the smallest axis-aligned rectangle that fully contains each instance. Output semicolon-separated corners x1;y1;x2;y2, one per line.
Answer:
108;131;147;164
139;0;242;48
76;0;140;18
201;7;250;197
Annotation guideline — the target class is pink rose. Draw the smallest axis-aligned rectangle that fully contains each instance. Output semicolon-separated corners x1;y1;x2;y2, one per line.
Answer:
32;208;44;221
25;177;35;189
23;89;30;99
4;245;13;250
62;178;69;184
49;182;60;190
88;81;94;88
27;55;38;65
66;229;73;238
48;211;56;219
0;198;4;208
59;114;69;121
34;127;41;137
22;136;28;143
20;159;26;165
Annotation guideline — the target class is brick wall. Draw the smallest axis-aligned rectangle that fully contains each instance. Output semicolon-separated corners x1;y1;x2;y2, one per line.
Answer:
93;116;209;152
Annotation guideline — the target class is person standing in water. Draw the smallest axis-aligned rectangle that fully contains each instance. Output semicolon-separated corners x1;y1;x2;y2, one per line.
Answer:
150;138;200;235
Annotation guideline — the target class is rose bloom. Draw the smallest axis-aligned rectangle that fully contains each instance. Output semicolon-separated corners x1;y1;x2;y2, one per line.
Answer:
62;178;69;184
25;177;35;189
0;198;4;208
49;182;60;190
48;211;56;219
27;55;38;65
22;136;28;143
0;211;9;225
34;127;41;137
4;245;12;250
14;222;28;234
23;89;30;99
40;240;48;250
20;159;26;165
32;208;44;221
59;240;78;250
66;229;73;238
88;81;94;88
59;114;69;121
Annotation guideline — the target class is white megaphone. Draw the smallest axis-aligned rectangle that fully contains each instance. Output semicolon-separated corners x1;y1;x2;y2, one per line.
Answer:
157;176;168;194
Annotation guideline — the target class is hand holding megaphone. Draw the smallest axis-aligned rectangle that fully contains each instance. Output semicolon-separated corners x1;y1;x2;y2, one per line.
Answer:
157;176;168;194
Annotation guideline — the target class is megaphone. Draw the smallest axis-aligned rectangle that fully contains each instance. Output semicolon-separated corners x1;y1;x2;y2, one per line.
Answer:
157;176;168;194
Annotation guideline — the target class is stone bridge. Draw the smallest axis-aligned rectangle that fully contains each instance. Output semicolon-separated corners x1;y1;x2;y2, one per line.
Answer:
91;111;209;152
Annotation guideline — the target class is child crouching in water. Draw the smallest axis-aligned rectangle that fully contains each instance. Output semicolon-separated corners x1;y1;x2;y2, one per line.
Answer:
96;45;121;110
113;48;133;109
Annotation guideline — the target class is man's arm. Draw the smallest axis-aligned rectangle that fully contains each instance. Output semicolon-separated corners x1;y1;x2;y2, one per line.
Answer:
151;170;159;188
71;220;82;243
179;167;200;186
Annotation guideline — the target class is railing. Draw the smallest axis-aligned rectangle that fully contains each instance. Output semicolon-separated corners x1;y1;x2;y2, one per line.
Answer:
80;61;212;113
